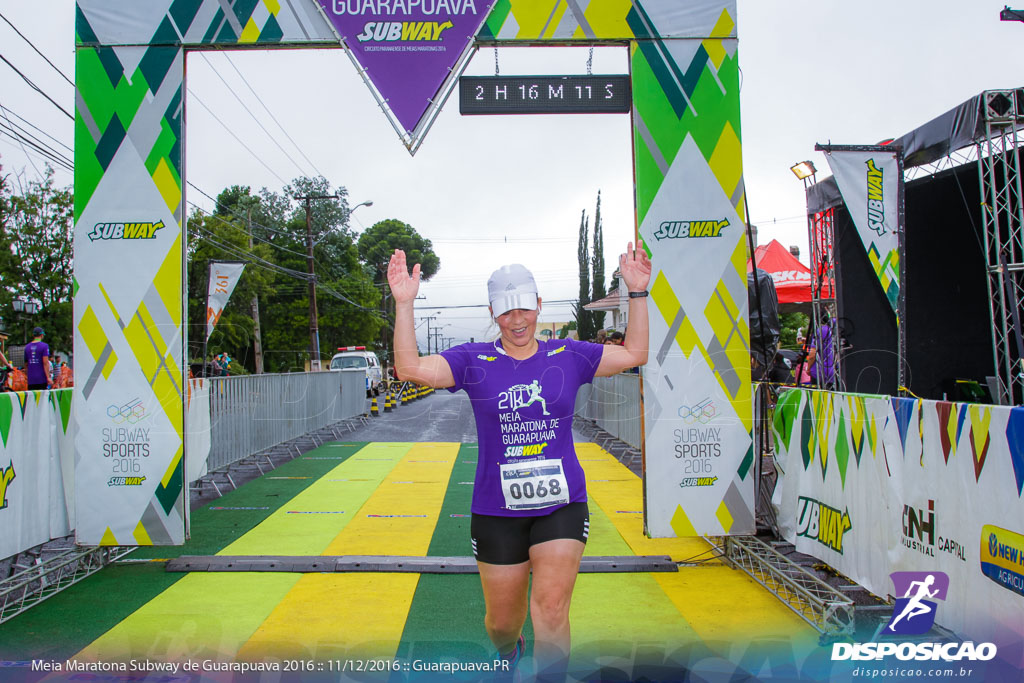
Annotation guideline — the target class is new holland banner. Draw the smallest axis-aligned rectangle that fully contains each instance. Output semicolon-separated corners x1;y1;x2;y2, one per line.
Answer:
206;261;246;340
824;149;901;311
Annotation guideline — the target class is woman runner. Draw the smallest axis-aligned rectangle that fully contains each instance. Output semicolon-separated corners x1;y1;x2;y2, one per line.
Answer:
387;243;650;678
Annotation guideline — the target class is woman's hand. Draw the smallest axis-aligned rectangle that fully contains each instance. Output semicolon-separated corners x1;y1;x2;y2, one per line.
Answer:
387;249;421;304
619;241;652;293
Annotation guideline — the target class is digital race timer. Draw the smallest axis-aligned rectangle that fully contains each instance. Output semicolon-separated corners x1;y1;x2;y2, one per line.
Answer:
459;75;631;115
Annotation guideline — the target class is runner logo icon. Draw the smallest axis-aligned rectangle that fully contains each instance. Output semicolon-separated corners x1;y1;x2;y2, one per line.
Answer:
885;571;949;635
498;380;550;416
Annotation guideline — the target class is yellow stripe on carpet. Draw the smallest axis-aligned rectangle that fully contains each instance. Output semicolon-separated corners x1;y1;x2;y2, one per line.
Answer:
73;443;407;663
572;487;698;660
236;442;459;661
578;444;813;643
221;443;410;556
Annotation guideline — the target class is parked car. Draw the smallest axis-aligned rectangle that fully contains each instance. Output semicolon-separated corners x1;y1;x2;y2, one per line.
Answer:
329;346;385;397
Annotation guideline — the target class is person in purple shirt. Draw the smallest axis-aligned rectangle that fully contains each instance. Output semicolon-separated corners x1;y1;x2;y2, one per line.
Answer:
24;327;51;391
388;243;650;678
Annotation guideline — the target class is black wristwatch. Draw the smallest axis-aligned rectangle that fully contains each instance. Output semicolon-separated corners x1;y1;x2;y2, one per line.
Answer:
628;290;649;298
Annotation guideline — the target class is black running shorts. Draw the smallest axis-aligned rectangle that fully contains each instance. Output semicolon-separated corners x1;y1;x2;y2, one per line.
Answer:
471;502;590;565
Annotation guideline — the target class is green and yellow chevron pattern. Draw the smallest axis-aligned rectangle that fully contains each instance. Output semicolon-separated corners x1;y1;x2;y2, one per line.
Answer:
74;0;748;543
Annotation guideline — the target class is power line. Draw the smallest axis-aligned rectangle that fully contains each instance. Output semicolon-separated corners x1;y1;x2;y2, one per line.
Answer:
0;52;73;120
0;111;73;171
190;204;382;316
187;89;287;185
0;11;74;87
197;53;310;178
0;102;72;152
223;53;326;179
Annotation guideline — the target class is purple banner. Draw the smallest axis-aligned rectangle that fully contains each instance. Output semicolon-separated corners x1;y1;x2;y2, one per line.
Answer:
317;0;490;135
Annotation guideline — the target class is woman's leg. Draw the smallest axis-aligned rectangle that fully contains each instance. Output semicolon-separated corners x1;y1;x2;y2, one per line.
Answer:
528;538;585;675
477;559;531;655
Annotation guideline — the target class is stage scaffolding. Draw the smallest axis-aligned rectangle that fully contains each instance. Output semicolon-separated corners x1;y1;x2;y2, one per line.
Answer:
807;207;843;392
806;87;1024;404
978;90;1024;404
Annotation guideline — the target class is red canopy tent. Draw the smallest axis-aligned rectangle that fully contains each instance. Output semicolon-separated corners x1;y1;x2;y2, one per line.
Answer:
747;239;832;305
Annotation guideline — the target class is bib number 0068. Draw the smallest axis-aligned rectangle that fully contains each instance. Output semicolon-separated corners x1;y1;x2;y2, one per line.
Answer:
500;461;570;510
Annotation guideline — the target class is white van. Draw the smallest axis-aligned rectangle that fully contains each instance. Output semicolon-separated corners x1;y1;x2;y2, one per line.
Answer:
329;346;385;396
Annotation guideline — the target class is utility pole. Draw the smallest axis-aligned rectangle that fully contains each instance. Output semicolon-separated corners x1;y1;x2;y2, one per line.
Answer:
296;194;341;372
246;208;264;374
419;314;438;355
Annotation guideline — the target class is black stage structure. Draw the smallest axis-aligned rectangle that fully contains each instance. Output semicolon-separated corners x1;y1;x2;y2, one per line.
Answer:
805;88;1024;404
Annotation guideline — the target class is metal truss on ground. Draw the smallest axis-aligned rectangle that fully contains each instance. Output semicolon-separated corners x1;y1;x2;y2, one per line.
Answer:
0;545;134;625
717;535;855;637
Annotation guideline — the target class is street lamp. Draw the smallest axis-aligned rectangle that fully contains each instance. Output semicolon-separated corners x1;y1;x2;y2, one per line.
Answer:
12;298;39;343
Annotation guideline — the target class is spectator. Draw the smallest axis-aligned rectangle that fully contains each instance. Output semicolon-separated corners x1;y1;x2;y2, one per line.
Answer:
594;329;607;344
807;316;836;387
607;330;625;346
24;327;52;391
214;352;231;377
51;354;66;385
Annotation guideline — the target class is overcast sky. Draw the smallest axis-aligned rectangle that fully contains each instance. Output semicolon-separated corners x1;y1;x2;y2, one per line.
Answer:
1;1;1022;349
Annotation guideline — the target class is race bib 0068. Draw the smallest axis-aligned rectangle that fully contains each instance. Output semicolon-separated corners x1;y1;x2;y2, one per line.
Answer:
499;460;570;511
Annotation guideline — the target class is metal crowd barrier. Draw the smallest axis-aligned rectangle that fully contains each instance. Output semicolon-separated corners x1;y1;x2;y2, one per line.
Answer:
575;372;642;450
206;370;367;471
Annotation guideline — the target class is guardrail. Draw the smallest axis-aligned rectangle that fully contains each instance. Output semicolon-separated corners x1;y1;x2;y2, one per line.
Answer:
206;370;368;471
574;372;642;450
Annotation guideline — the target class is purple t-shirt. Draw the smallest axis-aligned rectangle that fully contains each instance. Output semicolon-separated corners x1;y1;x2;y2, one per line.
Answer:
24;340;50;385
441;338;604;517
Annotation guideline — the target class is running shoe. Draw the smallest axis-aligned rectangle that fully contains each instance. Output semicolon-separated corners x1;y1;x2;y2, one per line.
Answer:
497;634;525;680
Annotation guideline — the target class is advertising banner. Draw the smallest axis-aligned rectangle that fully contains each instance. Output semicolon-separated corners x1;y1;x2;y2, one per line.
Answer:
772;389;1024;653
73;43;187;546
315;0;491;141
0;390;74;560
633;7;753;537
823;149;902;311
206;261;246;340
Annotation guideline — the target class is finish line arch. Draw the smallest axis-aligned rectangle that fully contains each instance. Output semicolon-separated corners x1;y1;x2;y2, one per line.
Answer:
72;0;752;544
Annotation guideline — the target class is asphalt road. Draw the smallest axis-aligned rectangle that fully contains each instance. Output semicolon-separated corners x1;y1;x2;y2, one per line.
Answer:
347;389;479;442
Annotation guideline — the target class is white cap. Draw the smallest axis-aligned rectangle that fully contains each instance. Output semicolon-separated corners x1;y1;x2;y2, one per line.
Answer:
487;264;538;317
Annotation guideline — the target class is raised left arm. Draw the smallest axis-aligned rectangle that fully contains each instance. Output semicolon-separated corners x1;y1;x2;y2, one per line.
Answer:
596;242;651;377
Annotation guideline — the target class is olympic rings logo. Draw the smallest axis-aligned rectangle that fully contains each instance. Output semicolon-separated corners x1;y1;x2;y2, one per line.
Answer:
107;398;146;424
677;398;716;424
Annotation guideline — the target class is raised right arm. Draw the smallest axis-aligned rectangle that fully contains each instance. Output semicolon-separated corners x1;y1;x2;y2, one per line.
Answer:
388;249;455;388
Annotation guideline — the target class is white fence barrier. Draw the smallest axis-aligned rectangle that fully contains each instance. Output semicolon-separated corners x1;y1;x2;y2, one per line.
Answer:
0;390;75;561
1;371;367;557
575;373;642;449
205;371;367;472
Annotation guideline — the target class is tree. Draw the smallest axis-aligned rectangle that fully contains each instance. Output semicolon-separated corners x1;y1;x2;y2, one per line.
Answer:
357;219;440;363
186;178;383;373
574;208;596;342
590;190;606;330
0;166;74;350
357;219;440;282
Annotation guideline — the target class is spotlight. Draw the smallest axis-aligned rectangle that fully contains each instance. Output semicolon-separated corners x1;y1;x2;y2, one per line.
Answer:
790;160;817;180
